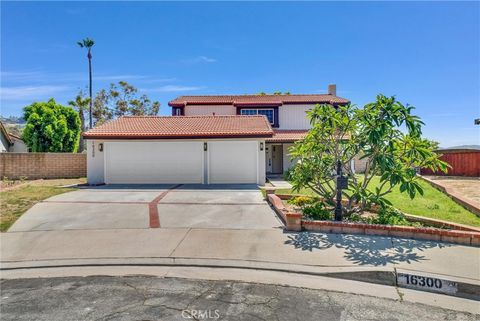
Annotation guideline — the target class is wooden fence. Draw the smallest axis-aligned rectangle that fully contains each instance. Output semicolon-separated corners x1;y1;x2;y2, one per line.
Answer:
421;150;480;177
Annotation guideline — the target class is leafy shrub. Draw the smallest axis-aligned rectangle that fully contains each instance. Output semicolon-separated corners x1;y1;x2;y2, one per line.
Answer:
372;207;410;226
347;213;364;222
288;196;332;220
287;196;317;208
283;167;295;181
303;202;333;220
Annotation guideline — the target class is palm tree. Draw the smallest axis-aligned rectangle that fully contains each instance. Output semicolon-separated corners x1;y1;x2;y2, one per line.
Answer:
77;38;95;129
68;91;90;152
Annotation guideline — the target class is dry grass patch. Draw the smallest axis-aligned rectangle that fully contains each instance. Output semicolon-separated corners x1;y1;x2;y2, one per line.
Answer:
0;178;85;232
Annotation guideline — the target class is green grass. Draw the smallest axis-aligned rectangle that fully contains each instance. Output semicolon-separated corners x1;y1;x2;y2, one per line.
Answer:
0;183;78;232
276;177;480;227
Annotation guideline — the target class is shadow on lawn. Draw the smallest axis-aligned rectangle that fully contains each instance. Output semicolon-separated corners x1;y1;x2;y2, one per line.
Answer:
283;232;451;266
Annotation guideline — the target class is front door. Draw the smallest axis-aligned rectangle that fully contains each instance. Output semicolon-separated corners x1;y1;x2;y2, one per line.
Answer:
271;145;283;174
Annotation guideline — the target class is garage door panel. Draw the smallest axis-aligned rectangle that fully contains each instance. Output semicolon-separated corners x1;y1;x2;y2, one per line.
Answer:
209;141;257;184
105;142;203;184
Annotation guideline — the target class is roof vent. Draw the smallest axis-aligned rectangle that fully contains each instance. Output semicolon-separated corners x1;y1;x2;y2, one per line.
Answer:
328;84;336;96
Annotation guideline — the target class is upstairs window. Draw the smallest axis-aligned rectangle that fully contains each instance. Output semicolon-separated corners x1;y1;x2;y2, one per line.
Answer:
240;109;274;124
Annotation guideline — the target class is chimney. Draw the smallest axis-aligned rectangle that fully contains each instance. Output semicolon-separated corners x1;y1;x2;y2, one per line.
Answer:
328;84;336;96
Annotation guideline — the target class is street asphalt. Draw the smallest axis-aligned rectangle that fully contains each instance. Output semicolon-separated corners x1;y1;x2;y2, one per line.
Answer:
1;276;478;321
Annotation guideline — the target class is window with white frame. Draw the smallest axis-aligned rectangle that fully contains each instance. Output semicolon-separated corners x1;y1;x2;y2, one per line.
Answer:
240;109;274;124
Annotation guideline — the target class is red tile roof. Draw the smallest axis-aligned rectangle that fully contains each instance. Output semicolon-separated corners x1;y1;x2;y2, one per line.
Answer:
266;130;309;143
169;94;350;107
83;115;274;139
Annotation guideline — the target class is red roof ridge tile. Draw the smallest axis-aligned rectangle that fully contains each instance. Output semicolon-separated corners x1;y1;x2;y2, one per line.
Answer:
168;93;350;107
121;115;268;118
174;94;338;98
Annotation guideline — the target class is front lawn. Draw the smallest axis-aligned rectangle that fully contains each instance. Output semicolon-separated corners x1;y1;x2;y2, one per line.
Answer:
275;176;480;227
0;178;85;232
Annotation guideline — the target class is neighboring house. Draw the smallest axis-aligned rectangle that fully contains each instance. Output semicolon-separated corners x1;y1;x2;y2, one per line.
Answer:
0;122;28;153
169;84;349;175
8;133;28;152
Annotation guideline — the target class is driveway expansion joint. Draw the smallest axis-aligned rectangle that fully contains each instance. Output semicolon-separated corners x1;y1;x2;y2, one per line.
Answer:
168;228;193;257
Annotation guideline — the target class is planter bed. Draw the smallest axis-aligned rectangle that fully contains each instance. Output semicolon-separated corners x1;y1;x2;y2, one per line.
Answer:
267;193;480;247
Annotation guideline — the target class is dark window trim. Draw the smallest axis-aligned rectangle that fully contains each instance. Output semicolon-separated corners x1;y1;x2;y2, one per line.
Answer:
236;106;279;128
172;107;184;116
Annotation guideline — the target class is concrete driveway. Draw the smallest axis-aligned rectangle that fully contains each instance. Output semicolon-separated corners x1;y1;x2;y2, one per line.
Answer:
8;184;283;232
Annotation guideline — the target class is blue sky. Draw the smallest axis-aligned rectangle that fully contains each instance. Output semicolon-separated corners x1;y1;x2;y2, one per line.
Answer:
1;1;479;147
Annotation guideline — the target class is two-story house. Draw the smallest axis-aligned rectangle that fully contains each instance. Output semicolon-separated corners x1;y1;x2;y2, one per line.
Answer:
82;85;349;186
168;85;349;176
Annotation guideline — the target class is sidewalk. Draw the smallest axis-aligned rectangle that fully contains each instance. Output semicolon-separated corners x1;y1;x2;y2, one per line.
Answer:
2;228;479;284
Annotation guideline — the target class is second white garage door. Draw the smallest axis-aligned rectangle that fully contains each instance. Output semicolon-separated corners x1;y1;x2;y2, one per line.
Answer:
105;141;204;184
208;141;258;184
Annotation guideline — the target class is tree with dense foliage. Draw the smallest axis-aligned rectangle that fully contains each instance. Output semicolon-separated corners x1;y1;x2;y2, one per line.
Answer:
22;99;81;152
289;95;448;217
77;37;95;129
68;90;90;152
92;81;160;125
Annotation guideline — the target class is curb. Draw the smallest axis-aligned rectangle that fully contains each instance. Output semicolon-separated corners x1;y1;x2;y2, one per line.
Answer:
1;257;478;301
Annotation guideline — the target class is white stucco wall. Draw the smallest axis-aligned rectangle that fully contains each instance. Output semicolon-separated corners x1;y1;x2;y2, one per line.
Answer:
257;141;266;185
86;140;105;185
278;104;316;130
9;137;28;152
0;133;9;152
185;105;236;116
183;103;316;130
282;143;296;172
0;140;7;152
85;138;266;186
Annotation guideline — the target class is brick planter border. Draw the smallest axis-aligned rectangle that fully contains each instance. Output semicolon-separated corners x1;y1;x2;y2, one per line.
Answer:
267;194;480;247
275;194;480;232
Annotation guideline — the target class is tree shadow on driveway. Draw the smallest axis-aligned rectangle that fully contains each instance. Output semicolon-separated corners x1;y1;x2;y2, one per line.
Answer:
283;232;451;266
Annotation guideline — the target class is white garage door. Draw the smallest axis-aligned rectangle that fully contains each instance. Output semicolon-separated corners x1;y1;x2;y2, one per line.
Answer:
105;141;204;184
208;141;258;184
